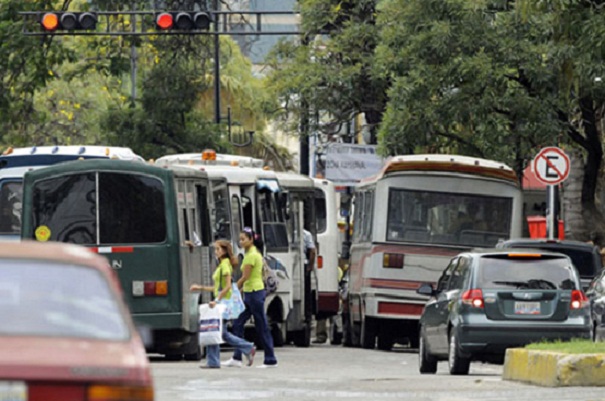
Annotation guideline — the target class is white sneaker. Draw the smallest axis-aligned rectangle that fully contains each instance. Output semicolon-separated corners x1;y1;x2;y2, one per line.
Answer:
221;358;243;368
256;363;278;369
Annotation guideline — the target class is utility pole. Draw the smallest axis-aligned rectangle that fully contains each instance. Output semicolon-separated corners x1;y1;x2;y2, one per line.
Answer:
213;0;221;124
299;34;310;175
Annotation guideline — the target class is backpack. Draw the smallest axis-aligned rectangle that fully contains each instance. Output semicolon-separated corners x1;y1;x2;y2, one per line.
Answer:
262;257;279;294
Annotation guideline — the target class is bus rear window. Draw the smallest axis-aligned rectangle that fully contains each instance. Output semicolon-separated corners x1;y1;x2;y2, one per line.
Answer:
32;172;166;245
99;173;166;244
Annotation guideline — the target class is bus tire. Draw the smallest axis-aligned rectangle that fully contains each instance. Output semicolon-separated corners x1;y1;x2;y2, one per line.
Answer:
330;321;343;345
184;344;203;361
342;311;354;347
360;316;376;349
377;333;393;351
292;323;311;347
271;322;285;347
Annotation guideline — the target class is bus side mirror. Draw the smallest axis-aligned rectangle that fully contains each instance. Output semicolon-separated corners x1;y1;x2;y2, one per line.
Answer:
416;283;435;297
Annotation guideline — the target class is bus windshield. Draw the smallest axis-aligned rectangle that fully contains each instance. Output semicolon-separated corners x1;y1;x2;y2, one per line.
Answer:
386;189;512;247
31;172;166;244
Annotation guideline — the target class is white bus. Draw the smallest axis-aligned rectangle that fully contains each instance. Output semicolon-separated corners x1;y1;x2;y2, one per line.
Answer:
156;151;314;346
312;178;340;324
0;145;143;240
344;154;523;350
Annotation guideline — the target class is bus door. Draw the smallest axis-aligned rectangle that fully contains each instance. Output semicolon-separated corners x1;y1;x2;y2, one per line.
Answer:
280;187;314;345
177;179;213;308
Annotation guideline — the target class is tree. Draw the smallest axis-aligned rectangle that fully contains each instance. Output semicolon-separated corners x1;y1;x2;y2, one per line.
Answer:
265;0;387;144
376;0;605;242
0;0;75;144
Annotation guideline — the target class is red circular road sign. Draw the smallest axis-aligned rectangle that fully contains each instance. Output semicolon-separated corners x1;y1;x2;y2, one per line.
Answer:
532;147;570;185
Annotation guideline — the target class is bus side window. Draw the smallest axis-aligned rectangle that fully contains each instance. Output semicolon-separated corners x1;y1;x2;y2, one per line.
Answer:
196;184;212;245
230;195;242;240
353;193;364;242
362;191;373;242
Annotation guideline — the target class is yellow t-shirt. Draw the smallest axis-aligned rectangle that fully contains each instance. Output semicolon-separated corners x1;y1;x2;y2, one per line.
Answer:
241;246;264;292
212;258;233;300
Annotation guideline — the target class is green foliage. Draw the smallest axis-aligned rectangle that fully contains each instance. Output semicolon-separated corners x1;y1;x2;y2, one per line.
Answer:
0;0;76;141
376;0;563;166
0;0;277;162
526;339;605;354
265;0;387;142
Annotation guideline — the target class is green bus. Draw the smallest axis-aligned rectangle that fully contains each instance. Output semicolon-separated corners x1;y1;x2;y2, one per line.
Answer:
21;159;214;360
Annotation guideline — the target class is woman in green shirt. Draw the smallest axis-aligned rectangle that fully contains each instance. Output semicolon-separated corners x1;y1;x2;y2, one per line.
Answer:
190;239;256;368
222;228;278;368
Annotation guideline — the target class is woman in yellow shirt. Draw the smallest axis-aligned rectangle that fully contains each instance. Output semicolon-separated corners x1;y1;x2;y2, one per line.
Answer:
190;239;256;368
222;227;278;368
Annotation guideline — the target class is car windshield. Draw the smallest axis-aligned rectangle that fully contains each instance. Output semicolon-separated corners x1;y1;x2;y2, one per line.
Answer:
0;260;130;340
478;256;577;290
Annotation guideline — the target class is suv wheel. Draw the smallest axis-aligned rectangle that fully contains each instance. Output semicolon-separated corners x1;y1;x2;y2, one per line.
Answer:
448;332;470;375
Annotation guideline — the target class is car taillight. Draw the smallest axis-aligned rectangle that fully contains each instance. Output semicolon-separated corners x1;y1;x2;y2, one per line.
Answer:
88;384;154;401
570;290;588;309
461;289;484;308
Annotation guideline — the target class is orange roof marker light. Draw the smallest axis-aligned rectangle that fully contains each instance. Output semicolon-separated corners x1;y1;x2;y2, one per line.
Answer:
41;12;60;31
201;149;217;161
156;12;174;30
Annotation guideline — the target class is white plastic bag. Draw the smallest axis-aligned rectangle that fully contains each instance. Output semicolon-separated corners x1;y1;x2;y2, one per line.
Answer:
220;283;246;320
198;303;226;346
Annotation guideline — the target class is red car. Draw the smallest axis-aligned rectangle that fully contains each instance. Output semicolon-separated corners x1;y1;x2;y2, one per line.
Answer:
0;241;153;401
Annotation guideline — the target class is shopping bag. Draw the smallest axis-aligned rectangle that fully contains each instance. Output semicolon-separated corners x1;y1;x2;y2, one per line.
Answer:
220;283;246;320
198;303;226;346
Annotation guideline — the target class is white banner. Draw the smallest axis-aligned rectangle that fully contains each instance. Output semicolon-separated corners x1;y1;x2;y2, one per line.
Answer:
325;144;384;186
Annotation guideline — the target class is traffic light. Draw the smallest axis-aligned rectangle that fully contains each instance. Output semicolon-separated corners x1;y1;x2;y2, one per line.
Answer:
155;12;212;31
40;12;97;31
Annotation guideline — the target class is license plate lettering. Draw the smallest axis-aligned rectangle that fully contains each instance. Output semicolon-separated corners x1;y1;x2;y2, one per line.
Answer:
0;381;26;401
514;301;541;315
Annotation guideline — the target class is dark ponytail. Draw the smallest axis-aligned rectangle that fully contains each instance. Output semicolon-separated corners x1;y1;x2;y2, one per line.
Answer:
241;227;264;255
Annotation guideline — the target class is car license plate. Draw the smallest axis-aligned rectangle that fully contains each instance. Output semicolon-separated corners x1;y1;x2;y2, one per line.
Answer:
514;301;541;315
0;381;26;401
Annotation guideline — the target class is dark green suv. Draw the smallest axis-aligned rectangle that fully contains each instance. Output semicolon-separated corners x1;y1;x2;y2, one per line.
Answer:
417;249;592;375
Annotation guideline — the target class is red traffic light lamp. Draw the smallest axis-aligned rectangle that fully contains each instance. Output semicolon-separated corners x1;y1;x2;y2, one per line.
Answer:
40;12;97;31
155;12;212;31
155;12;173;30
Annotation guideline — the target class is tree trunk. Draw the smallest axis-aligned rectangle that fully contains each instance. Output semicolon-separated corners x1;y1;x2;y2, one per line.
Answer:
562;150;587;240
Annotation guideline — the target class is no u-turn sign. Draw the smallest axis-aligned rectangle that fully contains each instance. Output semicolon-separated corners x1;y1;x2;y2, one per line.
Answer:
532;147;570;185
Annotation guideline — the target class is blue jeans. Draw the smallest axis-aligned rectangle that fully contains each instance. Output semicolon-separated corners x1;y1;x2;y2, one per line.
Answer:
232;289;277;365
205;328;255;367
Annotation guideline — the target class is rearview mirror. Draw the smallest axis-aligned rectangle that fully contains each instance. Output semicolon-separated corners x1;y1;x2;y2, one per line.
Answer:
416;283;435;297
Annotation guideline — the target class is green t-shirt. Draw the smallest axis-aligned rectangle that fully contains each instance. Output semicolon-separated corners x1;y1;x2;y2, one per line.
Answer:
241;246;264;292
212;258;233;300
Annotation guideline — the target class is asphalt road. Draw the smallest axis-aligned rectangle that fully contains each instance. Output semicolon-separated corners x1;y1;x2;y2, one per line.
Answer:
150;344;605;401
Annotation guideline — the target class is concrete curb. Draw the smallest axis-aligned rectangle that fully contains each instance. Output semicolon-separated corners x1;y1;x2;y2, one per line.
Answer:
503;348;605;386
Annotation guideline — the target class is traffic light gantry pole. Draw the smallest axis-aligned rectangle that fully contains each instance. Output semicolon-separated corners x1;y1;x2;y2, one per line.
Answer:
20;10;300;36
20;8;307;157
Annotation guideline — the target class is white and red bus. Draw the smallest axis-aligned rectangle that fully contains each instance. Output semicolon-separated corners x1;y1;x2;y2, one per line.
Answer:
344;154;523;350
